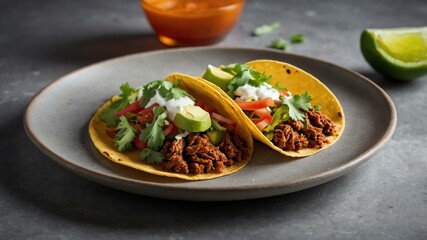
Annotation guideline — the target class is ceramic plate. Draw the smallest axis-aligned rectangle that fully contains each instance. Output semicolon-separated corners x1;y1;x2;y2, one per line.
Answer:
24;47;396;201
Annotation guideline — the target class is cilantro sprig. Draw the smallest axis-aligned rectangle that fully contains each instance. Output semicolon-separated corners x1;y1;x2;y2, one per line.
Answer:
114;116;136;152
221;64;272;98
140;148;165;164
99;83;142;127
142;80;190;107
281;92;313;121
252;21;281;36
290;33;305;43
263;92;315;133
139;106;168;150
99;107;120;127
271;38;289;51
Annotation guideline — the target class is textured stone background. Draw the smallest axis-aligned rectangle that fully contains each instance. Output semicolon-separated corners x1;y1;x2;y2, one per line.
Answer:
1;0;426;239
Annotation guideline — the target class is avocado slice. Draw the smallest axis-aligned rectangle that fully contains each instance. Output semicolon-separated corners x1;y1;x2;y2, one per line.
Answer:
207;130;224;146
174;105;211;132
202;65;234;91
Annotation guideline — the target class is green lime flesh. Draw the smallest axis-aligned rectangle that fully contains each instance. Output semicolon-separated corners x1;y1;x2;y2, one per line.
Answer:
360;27;427;81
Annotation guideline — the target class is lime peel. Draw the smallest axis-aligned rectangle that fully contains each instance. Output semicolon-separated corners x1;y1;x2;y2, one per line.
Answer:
360;27;427;81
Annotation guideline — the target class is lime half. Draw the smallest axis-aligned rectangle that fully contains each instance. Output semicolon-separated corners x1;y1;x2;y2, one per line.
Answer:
360;27;427;81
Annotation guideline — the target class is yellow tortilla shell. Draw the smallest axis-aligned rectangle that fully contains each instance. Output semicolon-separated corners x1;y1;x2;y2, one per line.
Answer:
197;59;345;157
89;77;253;181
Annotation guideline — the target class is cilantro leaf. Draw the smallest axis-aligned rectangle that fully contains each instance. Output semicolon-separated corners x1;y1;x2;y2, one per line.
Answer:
111;83;137;110
114;116;136;152
253;21;281;36
100;83;141;127
281;92;313;121
139;106;168;150
271;38;290;51
142;80;191;106
290;33;305;43
249;70;272;87
140;148;165;164
127;86;143;104
99;107;119;127
227;68;254;97
223;64;272;98
274;82;287;91
141;81;160;107
166;86;190;100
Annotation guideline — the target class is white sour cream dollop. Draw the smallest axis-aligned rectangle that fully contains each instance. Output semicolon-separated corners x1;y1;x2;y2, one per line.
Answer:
145;90;194;120
235;83;280;101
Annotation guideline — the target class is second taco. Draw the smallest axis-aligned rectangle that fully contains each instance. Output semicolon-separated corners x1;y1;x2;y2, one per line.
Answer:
198;59;345;157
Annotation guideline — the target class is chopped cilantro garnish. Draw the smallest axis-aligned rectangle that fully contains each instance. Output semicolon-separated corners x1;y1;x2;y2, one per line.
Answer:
281;92;313;121
252;21;281;36
139;106;168;150
114;116;136;152
110;83;138;110
100;82;142;127
271;34;305;51
263;92;316;133
141;81;160;106
313;105;321;111
99;107;119;127
166;86;190;100
271;38;290;51
274;82;287;91
227;68;254;97
221;64;272;98
142;80;190;107
140;148;165;164
290;33;305;43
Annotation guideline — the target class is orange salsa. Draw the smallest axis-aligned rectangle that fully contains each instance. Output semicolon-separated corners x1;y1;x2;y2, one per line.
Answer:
140;0;245;46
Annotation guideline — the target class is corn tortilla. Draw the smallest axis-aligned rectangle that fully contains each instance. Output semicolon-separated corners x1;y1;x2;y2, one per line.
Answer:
89;77;253;180
196;59;345;157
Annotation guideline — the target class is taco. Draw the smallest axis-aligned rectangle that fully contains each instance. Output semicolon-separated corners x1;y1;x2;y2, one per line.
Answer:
199;59;345;157
89;77;253;180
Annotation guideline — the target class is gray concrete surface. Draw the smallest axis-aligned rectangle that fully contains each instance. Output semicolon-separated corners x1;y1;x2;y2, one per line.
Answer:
1;0;426;239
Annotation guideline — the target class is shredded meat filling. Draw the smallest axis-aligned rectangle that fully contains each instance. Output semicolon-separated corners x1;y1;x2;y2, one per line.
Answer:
219;132;250;166
273;110;336;151
161;139;189;174
161;132;248;175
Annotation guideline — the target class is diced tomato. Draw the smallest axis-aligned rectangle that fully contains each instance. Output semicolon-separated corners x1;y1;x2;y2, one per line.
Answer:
254;108;273;123
105;128;117;138
195;101;217;114
116;100;143;117
211;112;234;125
138;103;159;116
133;123;145;132
163;122;178;136
203;105;218;114
223;122;236;132
133;136;147;150
194;101;205;109
256;119;270;131
250;118;263;124
234;97;275;111
279;90;292;99
136;103;159;124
